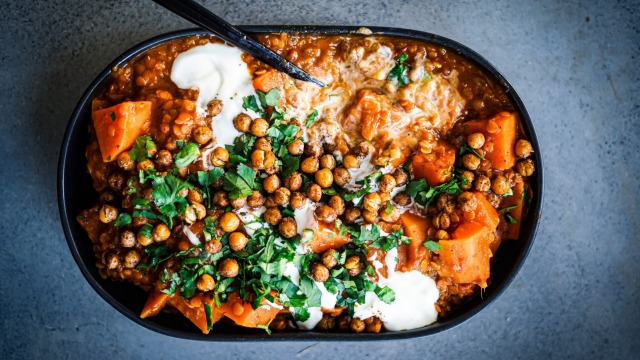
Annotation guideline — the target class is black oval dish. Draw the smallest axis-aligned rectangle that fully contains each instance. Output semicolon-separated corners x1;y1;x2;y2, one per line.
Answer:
58;26;543;341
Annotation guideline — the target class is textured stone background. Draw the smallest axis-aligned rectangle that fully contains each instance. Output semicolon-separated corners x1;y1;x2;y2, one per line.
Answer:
1;0;638;358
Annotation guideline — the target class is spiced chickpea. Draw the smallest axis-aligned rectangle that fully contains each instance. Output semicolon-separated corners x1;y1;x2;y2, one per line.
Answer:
278;217;297;238
117;152;135;171
193;126;213;145
284;173;302;191
379;205;401;222
120;231;136;248
105;253;120;270
306;183;323;202
475;175;491;192
187;189;203;204
515;139;534;158
328;195;346;215
365;317;382;333
333;167;351;187
516;159;535;177
194;203;207;219
343;154;360;169
432;212;451;229
264;195;277;208
304;142;323;158
287;139;304;156
218;258;239;278
353;141;375;157
210;147;229;167
247;190;266;208
152;223;171;242
435;229;450;240
392;168;409;186
250;118;269;137
300;157;319;174
491;175;510;195
213;191;229;207
378;174;397;193
137;230;153;246
183;206;197;224
274;187;291;206
229;197;246;210
467;132;485;149
100;191;115;204
462;153;481;170
461;170;475;190
264;207;282;225
219;212;240;232
290;192;306;209
138;159;154;171
99;204;118;223
229;232;248;251
316;205;337;224
108;172;125;190
315;168;334;188
344;255;362;276
457;191;477;212
311;262;330;282
321;249;339;269
362;193;382;213
124;250;140;268
207;99;223;117
204;239;222;254
343;206;361;224
362;209;378;224
350;318;365;333
393;192;411;207
263;174;281;193
319;154;336;170
196;274;215;292
436;193;455;213
233;113;252;132
337;314;351;331
316;314;336;331
254;137;272;152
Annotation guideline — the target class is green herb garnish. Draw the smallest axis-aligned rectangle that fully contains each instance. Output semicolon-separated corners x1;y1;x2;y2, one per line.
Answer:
173;142;200;168
129;135;155;162
387;53;411;86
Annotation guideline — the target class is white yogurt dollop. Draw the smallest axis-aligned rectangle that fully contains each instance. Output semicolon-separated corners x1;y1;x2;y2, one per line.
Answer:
170;43;258;149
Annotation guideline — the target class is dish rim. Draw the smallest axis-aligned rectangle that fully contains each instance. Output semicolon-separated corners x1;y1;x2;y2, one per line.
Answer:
58;25;543;341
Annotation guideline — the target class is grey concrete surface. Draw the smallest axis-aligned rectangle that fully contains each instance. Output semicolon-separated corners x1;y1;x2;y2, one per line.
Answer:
1;0;638;359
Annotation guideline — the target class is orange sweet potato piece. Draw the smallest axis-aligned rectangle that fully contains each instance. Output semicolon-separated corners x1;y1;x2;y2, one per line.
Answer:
463;112;517;170
92;101;152;162
437;222;492;287
501;182;525;240
411;141;456;187
218;291;280;328
252;69;284;93
140;290;170;319
167;294;223;334
399;212;431;271
473;191;500;230
309;221;352;253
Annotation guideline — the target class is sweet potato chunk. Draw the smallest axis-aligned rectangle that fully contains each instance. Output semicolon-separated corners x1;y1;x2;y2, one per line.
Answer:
463;112;517;170
473;191;500;230
92;101;152;162
501;182;525;240
411;141;456;187
167;294;223;334
399;212;431;271
218;291;280;328
309;221;351;253
437;222;492;287
140;290;170;319
252;69;284;94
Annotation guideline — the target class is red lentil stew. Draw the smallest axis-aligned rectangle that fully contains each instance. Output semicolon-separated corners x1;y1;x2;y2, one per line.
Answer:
77;32;536;334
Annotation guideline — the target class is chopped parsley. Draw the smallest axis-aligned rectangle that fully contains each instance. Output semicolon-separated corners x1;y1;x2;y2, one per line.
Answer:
406;173;467;208
113;213;132;227
387;53;411;86
459;144;485;160
109;111;116;121
223;163;256;199
173;142;200;168
305;109;319;127
423;240;442;252
498;205;518;214
129;135;155;162
505;213;518;224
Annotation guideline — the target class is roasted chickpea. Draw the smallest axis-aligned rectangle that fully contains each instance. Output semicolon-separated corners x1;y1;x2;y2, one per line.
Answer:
461;170;475;190
300;157;320;174
251;149;276;170
212;191;230;207
218;258;239;278
210;147;229;167
263;174;281;194
319;250;338;271
120;231;136;248
435;229;450;240
436;193;455;213
516;159;535;177
350;318;365;333
290;192;306;209
362;193;382;213
311;262;330;282
343;154;360;169
432;212;451;229
467;132;486;149
178;188;189;198
316;314;336;331
100;191;116;204
264;207;282;225
105;253;120;270
328;195;346;215
337;314;351;331
343;206;361;224
152;223;171;242
250;118;269;137
333;167;351;187
365;317;382;333
379;205;401;222
247;190;266;208
344;255;362;276
193;202;207;219
353;141;375;157
475;175;491;192
304;142;323;158
185;189;202;204
287;139;304;156
462;153;481;170
183;205;197;224
99;205;118;223
515;139;534;158
264;195;277;208
306;183;323;202
316;205;337;224
229;232;249;251
219;212;240;232
393;192;411;207
193;126;213;144
278;217;297;239
108;172;125;190
229;197;246;210
315;168;334;188
137;159;155;171
274;187;291;206
137;230;153;246
319;154;336;170
392;168;408;186
378;174;397;193
491;175;510;195
117;152;135;171
124;250;140;268
284;173;302;191
254;137;272;152
196;274;215;292
362;209;378;224
457;191;477;212
204;239;222;254
207;99;223;117
233;113;251;132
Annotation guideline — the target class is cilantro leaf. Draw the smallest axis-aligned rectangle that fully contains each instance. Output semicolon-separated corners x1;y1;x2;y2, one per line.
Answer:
505;213;517;224
281;154;300;177
140;224;153;239
387;53;411;86
223;164;255;199
459;144;485;160
423;240;442;252
129;135;155;162
173;142;200;168
204;302;214;331
257;88;280;108
498;205;518;214
385;200;393;215
293;306;311;322
242;95;261;113
405;178;428;197
299;275;322;307
305;109;319;127
113;213;132;227
374;286;395;304
137;244;169;270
